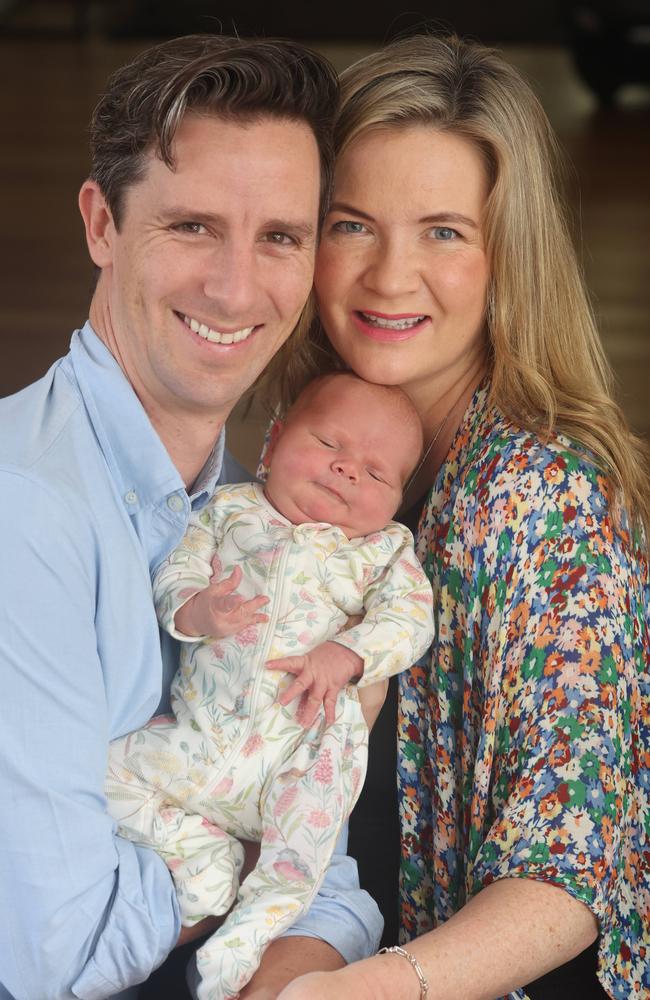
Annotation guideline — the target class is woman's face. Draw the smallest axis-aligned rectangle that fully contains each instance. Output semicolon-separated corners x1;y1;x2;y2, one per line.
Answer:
315;126;490;413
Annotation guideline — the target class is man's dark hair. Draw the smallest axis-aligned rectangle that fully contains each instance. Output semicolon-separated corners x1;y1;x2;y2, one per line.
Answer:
89;34;339;227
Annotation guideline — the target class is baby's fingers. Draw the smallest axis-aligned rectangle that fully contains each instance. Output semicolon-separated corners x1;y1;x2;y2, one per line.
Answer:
208;564;242;597
323;691;338;727
266;654;304;674
277;675;312;707
240;595;270;617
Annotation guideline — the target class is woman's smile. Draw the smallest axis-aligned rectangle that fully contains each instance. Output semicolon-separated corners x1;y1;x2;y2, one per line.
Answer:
352;309;430;340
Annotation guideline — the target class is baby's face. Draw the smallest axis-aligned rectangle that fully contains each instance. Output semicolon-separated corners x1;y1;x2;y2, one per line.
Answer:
264;379;420;538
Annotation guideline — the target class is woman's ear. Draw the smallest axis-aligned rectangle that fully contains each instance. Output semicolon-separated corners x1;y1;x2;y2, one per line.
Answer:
78;180;116;269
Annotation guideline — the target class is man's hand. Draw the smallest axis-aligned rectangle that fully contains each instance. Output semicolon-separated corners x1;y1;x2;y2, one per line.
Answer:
174;560;269;638
266;641;363;727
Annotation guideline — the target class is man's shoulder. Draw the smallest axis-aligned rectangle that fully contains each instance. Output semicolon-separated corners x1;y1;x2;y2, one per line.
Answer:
0;356;82;474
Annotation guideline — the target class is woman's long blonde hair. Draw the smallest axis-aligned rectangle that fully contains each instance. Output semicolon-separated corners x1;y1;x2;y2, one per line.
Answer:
259;34;650;541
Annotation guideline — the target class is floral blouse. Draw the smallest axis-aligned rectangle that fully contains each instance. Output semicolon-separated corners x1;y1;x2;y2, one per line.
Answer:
397;383;649;999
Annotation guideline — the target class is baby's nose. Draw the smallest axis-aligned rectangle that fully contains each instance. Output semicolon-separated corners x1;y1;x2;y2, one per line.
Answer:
332;458;358;482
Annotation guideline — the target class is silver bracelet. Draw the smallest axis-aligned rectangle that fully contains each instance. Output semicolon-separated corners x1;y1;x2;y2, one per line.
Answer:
378;945;429;999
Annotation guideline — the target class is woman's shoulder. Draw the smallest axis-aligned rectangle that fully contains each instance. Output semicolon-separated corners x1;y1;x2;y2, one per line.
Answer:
459;405;610;518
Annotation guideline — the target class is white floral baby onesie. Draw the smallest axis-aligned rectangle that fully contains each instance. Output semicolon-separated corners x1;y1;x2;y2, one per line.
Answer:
106;482;434;1000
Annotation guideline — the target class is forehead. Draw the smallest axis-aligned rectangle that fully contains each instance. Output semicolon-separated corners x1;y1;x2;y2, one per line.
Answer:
301;379;419;456
124;114;321;221
335;125;489;216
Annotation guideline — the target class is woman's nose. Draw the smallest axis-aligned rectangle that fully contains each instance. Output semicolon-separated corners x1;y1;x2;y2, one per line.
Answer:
362;241;420;297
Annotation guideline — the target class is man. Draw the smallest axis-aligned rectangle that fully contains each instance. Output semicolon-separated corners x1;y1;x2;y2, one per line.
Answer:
0;36;381;1000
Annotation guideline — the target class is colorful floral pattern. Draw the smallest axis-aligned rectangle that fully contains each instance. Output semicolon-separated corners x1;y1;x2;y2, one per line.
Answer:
398;383;649;999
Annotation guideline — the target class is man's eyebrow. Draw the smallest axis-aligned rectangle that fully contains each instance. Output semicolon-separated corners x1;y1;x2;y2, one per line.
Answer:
329;201;479;230
159;207;315;239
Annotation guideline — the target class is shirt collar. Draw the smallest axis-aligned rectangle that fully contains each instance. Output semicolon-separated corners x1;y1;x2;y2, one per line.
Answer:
70;322;225;510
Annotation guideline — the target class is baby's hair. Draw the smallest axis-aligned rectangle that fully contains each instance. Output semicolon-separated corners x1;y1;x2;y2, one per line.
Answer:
288;372;424;481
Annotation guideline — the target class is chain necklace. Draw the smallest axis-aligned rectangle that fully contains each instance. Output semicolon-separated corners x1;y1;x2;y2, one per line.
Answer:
403;407;452;499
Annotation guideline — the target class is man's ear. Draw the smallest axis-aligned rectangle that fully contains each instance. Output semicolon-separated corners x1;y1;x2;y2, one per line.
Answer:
78;180;116;269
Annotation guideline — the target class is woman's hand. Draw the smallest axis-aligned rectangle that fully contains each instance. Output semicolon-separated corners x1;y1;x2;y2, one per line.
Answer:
276;967;374;1000
275;958;405;1000
276;971;343;999
357;678;388;730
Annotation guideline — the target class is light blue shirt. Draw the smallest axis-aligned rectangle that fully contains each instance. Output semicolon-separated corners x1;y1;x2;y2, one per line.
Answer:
0;324;381;1000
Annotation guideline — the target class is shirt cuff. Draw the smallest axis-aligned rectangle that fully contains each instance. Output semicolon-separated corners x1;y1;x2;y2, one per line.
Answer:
281;827;383;964
71;842;180;999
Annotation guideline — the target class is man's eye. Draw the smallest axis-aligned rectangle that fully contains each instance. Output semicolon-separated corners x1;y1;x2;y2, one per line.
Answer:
174;222;207;235
265;231;296;246
332;221;366;235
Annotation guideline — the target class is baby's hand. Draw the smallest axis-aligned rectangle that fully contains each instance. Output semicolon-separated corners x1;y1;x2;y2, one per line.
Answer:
266;641;364;728
174;560;269;639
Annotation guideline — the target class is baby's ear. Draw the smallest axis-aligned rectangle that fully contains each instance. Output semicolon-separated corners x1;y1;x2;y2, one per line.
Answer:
265;419;284;461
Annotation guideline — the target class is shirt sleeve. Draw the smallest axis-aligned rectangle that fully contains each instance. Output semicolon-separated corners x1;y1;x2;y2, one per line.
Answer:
334;523;435;686
0;472;180;1000
468;473;645;931
281;823;384;962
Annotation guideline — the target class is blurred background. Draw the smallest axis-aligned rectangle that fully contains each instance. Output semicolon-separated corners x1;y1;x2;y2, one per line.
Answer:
1;0;649;470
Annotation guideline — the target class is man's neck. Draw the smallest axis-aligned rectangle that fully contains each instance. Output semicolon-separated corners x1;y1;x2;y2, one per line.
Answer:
88;297;224;491
147;405;223;491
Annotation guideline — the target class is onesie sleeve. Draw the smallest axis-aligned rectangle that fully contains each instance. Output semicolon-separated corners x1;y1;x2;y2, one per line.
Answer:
153;492;229;640
333;523;435;686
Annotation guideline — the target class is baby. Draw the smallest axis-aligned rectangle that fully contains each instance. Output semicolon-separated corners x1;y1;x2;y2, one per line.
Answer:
106;373;434;1000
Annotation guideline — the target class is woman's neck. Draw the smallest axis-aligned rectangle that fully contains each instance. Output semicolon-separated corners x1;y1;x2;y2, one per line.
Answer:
400;355;487;515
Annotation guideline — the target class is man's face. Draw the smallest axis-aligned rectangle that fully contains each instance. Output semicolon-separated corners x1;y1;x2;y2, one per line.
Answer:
86;114;321;423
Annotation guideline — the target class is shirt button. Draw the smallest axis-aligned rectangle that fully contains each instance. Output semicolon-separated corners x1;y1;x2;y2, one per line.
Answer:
124;490;138;505
167;494;185;512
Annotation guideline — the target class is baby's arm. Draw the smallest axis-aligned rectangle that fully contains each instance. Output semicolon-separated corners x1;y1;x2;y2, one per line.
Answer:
174;558;269;639
153;494;269;641
268;525;434;727
267;641;364;727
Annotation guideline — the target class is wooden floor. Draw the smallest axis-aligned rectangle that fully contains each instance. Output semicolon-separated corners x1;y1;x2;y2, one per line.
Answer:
1;38;648;470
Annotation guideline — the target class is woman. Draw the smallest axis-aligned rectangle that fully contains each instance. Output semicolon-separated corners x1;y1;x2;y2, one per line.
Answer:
260;33;650;1000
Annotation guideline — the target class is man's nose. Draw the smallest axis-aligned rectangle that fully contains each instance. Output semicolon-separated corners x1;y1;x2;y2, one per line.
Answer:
202;240;258;316
331;457;359;482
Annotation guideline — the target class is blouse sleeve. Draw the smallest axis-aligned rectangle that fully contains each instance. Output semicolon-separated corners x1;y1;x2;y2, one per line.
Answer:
469;463;647;935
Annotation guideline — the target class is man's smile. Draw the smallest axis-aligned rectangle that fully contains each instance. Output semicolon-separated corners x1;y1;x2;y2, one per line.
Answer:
180;311;257;345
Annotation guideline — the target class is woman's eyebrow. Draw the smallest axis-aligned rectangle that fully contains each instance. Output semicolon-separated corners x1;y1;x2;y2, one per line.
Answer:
418;212;479;229
329;201;375;221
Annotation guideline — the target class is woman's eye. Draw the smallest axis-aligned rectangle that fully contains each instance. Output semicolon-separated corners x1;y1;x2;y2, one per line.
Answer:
332;220;367;235
429;226;459;241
